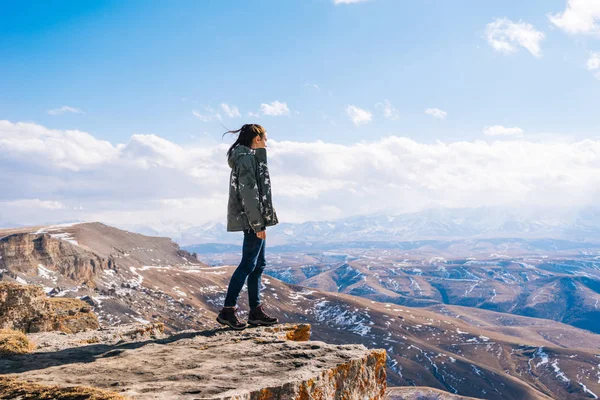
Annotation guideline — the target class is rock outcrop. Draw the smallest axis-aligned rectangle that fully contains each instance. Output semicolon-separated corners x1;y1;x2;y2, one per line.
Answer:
0;282;99;333
0;323;387;400
0;328;35;355
0;232;114;286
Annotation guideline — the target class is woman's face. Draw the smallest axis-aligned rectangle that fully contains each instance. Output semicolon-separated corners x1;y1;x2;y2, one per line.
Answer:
252;132;268;149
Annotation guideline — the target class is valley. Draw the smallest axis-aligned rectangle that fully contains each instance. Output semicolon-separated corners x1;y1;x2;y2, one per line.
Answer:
1;222;599;399
195;246;600;335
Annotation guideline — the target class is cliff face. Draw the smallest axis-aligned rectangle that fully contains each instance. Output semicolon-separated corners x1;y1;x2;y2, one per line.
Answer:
0;233;114;286
0;223;204;293
0;282;99;333
0;323;387;400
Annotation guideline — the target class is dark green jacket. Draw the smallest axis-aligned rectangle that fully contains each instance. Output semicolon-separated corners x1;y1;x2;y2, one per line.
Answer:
227;145;279;232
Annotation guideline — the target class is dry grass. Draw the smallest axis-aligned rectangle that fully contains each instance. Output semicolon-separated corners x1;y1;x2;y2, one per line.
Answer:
48;297;91;311
80;336;100;344
0;281;33;290
0;329;35;355
46;297;99;334
123;322;165;339
0;377;128;400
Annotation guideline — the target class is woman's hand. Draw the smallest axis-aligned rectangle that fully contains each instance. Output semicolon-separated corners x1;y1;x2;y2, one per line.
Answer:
256;230;266;240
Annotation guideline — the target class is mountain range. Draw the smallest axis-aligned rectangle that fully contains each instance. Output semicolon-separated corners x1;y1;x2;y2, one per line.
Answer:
1;222;599;399
167;206;600;247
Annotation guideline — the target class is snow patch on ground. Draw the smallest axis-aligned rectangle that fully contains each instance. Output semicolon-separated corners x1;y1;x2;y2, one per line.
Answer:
91;295;111;305
49;232;79;246
140;265;172;271
38;264;56;281
131;316;150;324
534;347;549;368
172;286;187;298
195;285;223;294
464;283;478;296
551;360;570;383
312;300;371;336
579;382;598;399
54;287;80;297
519;262;536;269
128;267;144;287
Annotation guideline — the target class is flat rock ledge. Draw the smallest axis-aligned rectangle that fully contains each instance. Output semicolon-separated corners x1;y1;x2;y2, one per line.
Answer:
1;323;387;400
28;322;167;353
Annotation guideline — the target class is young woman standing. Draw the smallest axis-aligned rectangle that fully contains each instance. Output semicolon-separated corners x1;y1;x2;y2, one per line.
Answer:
217;124;279;330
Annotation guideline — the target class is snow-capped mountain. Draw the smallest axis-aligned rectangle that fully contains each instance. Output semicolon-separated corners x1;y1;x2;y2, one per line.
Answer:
176;206;600;247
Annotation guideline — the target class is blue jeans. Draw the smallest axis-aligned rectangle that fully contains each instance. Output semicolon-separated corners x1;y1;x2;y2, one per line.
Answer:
223;229;265;308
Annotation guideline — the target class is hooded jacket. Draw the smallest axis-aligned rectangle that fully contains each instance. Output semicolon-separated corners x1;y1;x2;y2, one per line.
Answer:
227;145;279;233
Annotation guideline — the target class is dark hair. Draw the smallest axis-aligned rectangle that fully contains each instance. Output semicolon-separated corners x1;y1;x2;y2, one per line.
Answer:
223;124;266;158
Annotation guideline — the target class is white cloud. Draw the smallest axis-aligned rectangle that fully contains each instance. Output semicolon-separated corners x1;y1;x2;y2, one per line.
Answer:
346;106;372;126
0;199;64;210
376;100;399;120
247;111;261;119
3;120;600;236
220;103;241;118
587;52;600;79
260;101;290;116
334;0;369;4
549;0;600;36
485;18;545;58
192;107;222;122
483;125;524;137
304;83;320;90
47;106;83;116
425;108;447;120
0;120;117;170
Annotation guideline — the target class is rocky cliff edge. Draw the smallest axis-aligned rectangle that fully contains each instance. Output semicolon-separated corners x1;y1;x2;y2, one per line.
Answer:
0;323;387;400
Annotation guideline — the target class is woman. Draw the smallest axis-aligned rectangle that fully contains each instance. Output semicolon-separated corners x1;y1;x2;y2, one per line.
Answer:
217;124;279;330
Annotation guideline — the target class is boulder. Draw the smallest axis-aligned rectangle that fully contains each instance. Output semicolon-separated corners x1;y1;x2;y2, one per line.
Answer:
0;282;99;334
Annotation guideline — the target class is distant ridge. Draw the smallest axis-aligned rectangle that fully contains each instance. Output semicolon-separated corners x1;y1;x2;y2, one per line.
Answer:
164;206;600;246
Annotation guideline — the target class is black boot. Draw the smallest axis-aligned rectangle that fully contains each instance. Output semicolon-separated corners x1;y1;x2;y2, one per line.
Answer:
216;306;247;330
248;304;278;326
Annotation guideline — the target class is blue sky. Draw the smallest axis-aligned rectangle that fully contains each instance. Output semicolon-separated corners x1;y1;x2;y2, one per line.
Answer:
1;0;598;145
1;0;600;233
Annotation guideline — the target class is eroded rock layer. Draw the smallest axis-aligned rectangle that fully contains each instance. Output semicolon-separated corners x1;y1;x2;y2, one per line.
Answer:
0;233;112;286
